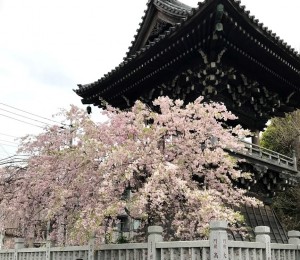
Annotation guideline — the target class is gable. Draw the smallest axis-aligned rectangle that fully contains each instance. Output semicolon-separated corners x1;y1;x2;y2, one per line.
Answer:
127;0;192;56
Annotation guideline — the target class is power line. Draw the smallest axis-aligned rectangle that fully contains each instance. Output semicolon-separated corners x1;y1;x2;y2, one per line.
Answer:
0;132;19;139
0;154;29;162
0;107;51;127
0;139;19;145
0;155;13;162
0;102;66;126
0;143;18;148
0;154;29;166
0;159;28;166
0;155;19;163
0;113;45;129
0;144;10;157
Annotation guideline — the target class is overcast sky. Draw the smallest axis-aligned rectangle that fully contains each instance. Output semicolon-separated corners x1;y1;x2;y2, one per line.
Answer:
0;0;300;159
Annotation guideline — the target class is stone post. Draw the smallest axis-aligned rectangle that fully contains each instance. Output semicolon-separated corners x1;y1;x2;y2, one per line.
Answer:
255;226;271;260
252;130;260;146
45;239;53;260
88;235;95;260
0;232;4;250
288;230;300;259
14;238;25;249
288;230;300;245
209;221;228;260
14;238;25;260
147;226;163;260
293;150;298;171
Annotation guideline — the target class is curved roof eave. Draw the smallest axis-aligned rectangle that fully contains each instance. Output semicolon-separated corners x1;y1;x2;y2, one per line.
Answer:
75;0;300;101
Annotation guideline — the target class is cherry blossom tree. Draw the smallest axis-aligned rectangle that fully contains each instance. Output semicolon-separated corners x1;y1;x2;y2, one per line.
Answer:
0;97;258;245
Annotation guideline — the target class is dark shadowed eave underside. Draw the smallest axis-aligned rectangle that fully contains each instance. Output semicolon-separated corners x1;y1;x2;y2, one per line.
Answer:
75;0;300;130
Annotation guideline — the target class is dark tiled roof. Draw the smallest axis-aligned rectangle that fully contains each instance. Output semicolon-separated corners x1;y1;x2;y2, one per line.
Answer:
75;0;300;95
75;0;300;117
229;205;288;243
242;205;288;244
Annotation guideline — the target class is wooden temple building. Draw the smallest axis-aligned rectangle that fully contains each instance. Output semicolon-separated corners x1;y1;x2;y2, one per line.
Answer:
75;0;300;243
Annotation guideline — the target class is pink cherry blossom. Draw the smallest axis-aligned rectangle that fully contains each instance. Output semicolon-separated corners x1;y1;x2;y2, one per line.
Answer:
0;98;259;246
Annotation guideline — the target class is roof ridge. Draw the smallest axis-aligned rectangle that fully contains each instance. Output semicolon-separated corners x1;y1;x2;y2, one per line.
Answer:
125;0;153;58
154;0;192;11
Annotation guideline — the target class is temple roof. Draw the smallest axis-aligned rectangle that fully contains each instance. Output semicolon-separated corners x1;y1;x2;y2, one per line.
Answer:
75;0;300;130
127;0;192;56
240;205;288;244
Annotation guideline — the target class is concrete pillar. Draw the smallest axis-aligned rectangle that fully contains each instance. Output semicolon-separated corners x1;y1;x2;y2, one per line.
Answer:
292;150;298;171
288;230;300;245
147;226;163;260
209;221;228;260
88;235;95;260
252;130;260;145
14;238;25;249
45;239;53;260
0;232;4;250
288;230;300;259
14;238;25;260
255;226;271;260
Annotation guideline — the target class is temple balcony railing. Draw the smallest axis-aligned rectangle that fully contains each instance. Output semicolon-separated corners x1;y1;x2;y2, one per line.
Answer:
228;140;298;175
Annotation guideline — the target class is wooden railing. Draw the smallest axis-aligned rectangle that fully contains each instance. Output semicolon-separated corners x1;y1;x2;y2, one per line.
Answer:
2;222;300;260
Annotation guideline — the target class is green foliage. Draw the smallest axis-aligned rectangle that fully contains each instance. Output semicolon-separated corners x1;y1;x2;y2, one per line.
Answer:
261;110;300;157
116;235;130;244
272;185;300;231
261;124;290;156
261;110;300;231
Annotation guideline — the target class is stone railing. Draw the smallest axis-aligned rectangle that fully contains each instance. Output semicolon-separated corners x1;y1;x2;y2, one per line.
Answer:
1;221;300;260
235;140;298;172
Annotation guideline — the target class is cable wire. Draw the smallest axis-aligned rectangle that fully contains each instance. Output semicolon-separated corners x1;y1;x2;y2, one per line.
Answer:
0;143;18;148
0;107;51;127
0;160;27;166
0;154;29;161
0;139;19;145
0;132;19;139
0;102;66;126
0;155;19;162
0;155;14;161
0;113;45;129
0;144;10;156
0;154;29;166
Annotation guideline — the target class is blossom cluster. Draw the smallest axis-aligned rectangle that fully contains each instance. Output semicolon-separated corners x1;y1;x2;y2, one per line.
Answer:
0;97;258;245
